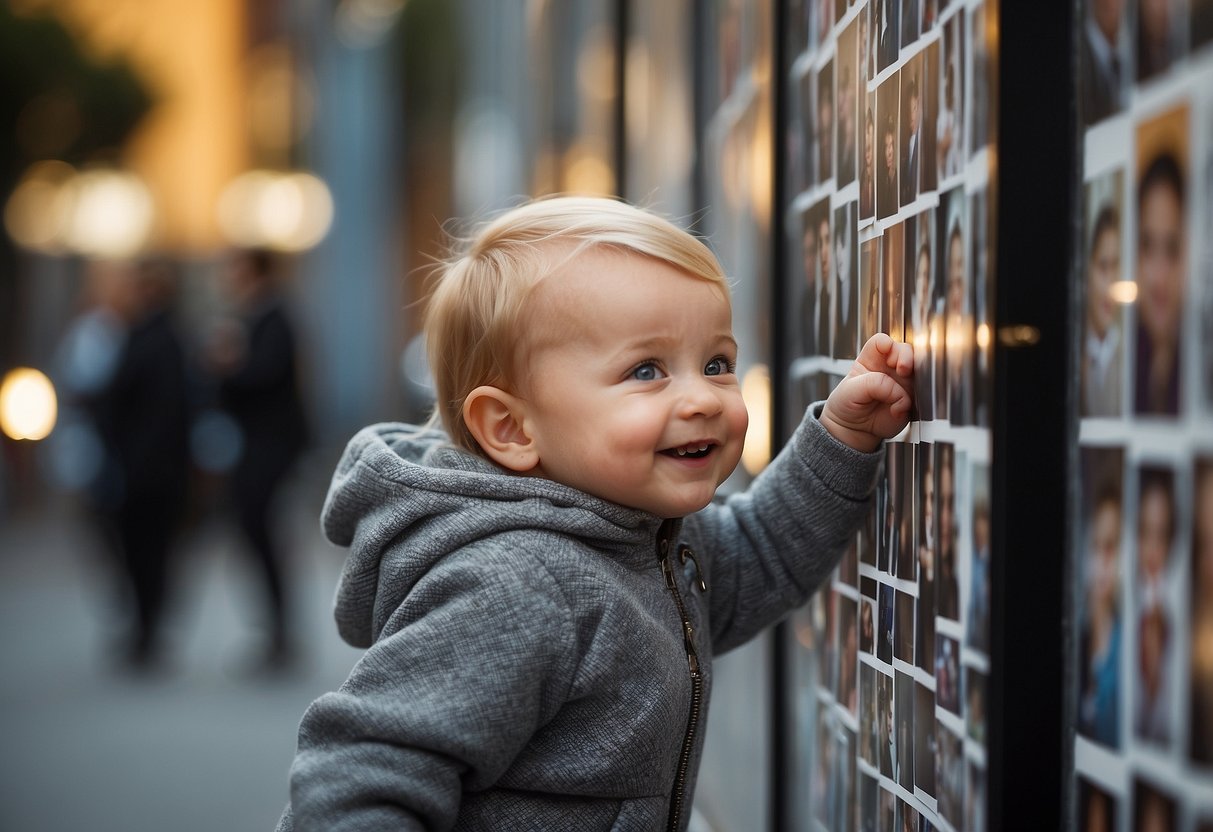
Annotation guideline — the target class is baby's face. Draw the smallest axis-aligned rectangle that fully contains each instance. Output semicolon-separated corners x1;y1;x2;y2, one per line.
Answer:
520;248;748;518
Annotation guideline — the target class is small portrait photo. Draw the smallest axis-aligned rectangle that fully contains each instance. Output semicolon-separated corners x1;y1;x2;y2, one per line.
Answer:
1080;0;1128;127
860;663;878;765
838;593;859;714
1134;107;1188;417
921;44;940;196
899;53;926;206
1134;464;1178;747
1077;776;1117;832
861;93;878;220
1132;777;1177;832
836;19;860;188
1137;0;1185;82
895;589;916;664
817;61;836;186
937;443;961;622
877;72;901;220
967;3;992;157
859;771;879;832
880;785;896;831
936;9;965;181
965;760;987;832
966;665;987;744
857;2;873;85
896;798;920;832
879;445;899;573
935;633;962;714
895;669;915;789
861;596;877;655
1190;459;1213;764
874;0;900;73
833;201;860;360
969;189;992;427
967;459;991;651
860;505;877;568
901;0;921;47
936;723;965;827
800;198;835;357
906;209;941;421
937;187;971;424
882;220;906;341
860;235;882;348
915;442;937;672
879;582;895;664
811;0;834;47
878;669;895;778
914;680;937;797
1076;446;1125;748
797;67;815;193
897;440;917;580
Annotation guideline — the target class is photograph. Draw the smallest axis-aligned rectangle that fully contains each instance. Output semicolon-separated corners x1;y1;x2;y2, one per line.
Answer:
901;0;920;48
882;220;906;340
860;235;882;355
895;589;916;664
895;669;915;790
1134;465;1177;747
839;593;859;714
818;60;836;186
877;71;901;220
914;680;937;797
966;666;987;744
861;92;877;219
897;798;920;832
878;670;895;779
858;2;872;84
860;772;879;832
1132;777;1177;832
906;209;941;421
965;760;987;832
874;0;900;73
879;582;895;664
935;634;961;715
1080;0;1127;126
1076;446;1124;748
799;198;835;357
937;443;960;622
861;663;878;765
861;596;877;655
936;724;964;825
969;189;992;426
937;9;965;180
1192;459;1213;764
829;723;857;832
834;201;860;359
880;786;896;831
1134;106;1188;416
899;52;924;205
897;439;917;580
920;42;939;195
836;19;859;188
814;703;835;829
937;186;971;424
916;442;937;672
968;2;991;156
1077;776;1117;832
968;459;991;651
1137;0;1185;82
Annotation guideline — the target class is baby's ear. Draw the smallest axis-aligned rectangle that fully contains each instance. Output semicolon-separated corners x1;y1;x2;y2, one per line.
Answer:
462;386;540;473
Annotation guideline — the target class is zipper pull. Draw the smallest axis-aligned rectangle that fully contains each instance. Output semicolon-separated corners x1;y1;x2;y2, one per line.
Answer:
679;545;707;592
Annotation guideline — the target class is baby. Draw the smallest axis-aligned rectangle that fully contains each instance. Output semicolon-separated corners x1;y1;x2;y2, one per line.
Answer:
278;196;913;831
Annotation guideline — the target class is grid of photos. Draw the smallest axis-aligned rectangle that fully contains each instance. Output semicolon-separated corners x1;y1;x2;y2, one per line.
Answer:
782;1;996;830
1073;2;1213;829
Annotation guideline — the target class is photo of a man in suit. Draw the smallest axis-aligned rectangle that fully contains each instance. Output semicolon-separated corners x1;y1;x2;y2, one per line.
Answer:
901;73;922;205
1081;0;1126;126
834;202;859;359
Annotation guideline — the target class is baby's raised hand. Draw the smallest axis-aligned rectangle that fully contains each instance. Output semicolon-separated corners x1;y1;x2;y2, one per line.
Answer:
820;333;914;453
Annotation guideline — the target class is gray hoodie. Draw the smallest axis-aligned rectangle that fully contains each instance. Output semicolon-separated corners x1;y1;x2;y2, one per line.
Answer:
278;404;880;831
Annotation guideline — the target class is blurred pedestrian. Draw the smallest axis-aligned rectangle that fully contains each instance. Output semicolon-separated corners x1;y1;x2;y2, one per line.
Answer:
82;257;192;669
210;248;308;670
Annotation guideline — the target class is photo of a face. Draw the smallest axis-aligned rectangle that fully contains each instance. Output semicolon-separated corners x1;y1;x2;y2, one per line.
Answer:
914;680;937;796
878;670;895;778
969;189;992;427
836;20;859;188
860;236;881;347
1076;447;1124;748
861;92;877;220
1137;0;1184;82
877;72;901;220
895;669;914;789
907;210;939;421
818;61;836;185
935;633;961;714
897;441;917;580
874;0;900;73
834;201;859;360
1192;460;1213;764
916;442;937;672
1134;109;1188;416
899;54;924;206
895;589;915;663
937;10;965;180
937;443;960;622
861;596;876;655
879;582;895;664
937;187;971;425
1134;465;1176;747
882;221;905;340
967;459;990;651
936;724;965;827
860;663;877;765
966;666;987;744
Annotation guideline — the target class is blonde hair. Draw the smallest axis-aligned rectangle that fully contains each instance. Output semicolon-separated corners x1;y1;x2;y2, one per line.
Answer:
425;195;729;453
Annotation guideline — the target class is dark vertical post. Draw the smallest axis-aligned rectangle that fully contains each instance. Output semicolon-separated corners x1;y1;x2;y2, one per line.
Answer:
613;0;629;197
988;0;1075;828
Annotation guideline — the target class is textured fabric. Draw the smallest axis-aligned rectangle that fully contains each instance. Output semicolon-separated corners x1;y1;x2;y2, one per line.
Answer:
278;404;881;831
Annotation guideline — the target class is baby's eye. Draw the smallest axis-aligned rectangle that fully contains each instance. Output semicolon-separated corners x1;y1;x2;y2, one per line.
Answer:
631;361;666;381
704;356;735;376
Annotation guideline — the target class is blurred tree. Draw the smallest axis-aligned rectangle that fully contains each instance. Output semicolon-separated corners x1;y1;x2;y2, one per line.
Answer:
0;3;152;366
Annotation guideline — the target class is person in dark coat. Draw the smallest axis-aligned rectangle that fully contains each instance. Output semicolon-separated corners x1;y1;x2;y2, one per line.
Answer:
212;248;309;668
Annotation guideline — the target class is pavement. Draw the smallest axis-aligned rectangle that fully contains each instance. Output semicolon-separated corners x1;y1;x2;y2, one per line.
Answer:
0;481;363;832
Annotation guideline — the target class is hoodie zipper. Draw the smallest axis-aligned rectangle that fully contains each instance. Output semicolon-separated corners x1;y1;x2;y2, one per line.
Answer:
657;532;703;832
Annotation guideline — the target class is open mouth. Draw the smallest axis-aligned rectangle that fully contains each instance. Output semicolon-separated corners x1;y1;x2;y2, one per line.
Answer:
661;442;715;459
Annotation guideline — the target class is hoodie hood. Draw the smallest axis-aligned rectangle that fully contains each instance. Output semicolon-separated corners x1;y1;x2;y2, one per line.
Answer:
321;422;668;648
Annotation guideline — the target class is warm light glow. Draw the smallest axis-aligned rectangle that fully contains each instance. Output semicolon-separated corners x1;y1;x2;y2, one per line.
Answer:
3;160;77;253
0;368;58;441
1108;280;1138;305
975;322;991;350
65;168;156;258
748;103;773;226
217;169;334;252
561;142;614;196
741;364;772;476
576;26;616;102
